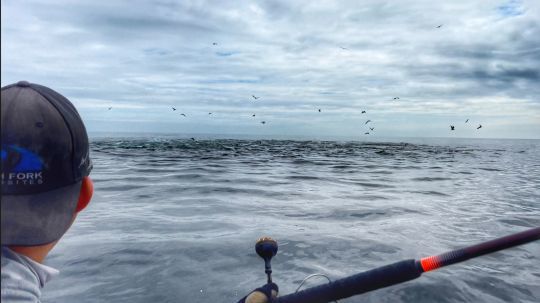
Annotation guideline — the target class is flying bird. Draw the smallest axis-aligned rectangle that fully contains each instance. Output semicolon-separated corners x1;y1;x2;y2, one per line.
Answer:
393;97;400;100
252;95;260;100
108;107;112;110
318;109;321;112
180;113;186;117
208;112;212;115
477;124;482;129
261;121;266;124
370;127;374;131
190;137;196;141
212;42;218;45
436;24;443;28
450;125;455;131
365;120;372;125
252;114;256;117
339;46;349;50
365;132;370;135
172;107;176;111
361;110;366;114
465;119;469;123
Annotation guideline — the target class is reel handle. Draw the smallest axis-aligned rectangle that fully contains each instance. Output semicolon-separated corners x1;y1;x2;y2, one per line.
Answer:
256;237;278;283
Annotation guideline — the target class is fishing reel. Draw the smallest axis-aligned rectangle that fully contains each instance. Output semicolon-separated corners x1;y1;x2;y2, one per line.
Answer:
255;237;278;283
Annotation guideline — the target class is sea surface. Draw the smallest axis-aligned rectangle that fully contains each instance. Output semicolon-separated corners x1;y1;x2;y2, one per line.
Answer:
44;136;540;303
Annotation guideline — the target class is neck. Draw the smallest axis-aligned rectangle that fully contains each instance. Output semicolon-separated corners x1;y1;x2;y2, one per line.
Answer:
8;241;57;263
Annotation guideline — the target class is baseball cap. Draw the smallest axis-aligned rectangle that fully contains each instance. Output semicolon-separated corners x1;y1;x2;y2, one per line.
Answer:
1;81;92;246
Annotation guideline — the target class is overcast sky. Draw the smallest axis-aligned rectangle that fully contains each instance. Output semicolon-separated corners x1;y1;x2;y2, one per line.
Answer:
2;0;539;139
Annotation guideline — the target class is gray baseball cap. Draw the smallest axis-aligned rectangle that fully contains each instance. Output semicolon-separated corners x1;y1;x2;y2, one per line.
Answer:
1;81;92;246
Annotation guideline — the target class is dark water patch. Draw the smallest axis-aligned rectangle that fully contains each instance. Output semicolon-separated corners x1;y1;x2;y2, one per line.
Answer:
409;190;449;196
347;207;419;220
133;168;181;173
289;206;420;221
349;210;388;219
393;165;423;170
375;150;394;156
168;185;286;198
172;173;206;180
477;167;503;172
455;171;474;175
146;158;185;163
286;175;325;181
283;212;320;218
353;181;396;188
198;156;229;160
178;167;229;173
411;177;452;182
291;159;315;165
332;164;352;169
99;185;145;191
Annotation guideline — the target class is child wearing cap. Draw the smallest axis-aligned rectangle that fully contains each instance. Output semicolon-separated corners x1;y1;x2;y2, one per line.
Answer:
1;81;94;302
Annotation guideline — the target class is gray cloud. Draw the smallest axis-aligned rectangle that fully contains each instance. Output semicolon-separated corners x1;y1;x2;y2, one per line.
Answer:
1;0;539;138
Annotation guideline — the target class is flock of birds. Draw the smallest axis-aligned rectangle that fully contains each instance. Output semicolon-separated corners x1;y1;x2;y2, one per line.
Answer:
106;23;484;137
450;119;482;131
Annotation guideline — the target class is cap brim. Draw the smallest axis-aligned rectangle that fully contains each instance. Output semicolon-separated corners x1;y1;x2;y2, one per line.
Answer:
1;181;81;246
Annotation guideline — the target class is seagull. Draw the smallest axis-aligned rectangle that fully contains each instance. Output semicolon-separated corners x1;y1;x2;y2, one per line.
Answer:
365;120;371;125
252;95;260;100
108;107;112;110
180;113;186;117
339;46;349;50
365;132;370;135
213;42;218;45
361;110;366;114
261;121;266;124
172;107;176;111
436;24;443;28
252;114;256;117
477;124;482;129
208;112;212;115
318;109;321;112
393;97;400;100
370;127;374;131
465;119;469;123
450;125;455;131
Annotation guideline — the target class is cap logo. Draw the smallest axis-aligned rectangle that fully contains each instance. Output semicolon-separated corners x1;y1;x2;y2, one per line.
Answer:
1;144;44;186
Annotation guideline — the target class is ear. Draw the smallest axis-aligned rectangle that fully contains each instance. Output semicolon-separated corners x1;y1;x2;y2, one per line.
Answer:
76;177;94;212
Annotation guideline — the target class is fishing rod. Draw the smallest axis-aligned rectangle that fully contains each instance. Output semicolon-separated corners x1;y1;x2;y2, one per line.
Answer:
251;227;540;303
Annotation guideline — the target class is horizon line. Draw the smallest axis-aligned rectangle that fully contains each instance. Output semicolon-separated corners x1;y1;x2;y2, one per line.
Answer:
87;131;540;141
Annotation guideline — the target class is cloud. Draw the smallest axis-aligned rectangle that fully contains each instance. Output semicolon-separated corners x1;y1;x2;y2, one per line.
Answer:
1;0;539;139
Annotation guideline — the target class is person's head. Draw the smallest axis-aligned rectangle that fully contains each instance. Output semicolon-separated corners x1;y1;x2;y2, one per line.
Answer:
1;81;93;254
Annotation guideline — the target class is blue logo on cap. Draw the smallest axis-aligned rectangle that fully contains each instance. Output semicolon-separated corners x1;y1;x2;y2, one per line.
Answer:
2;145;44;186
1;145;43;172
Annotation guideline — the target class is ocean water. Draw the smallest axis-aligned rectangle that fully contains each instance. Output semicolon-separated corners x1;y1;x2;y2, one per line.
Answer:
43;136;540;303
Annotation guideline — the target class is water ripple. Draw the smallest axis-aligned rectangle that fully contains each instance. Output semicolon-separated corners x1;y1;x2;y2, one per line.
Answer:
44;137;540;303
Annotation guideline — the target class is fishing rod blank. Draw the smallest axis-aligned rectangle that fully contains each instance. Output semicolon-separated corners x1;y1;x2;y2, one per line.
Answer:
272;227;540;303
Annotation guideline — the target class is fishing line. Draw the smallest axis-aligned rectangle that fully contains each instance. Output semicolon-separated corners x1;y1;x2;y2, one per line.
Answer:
295;274;338;303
